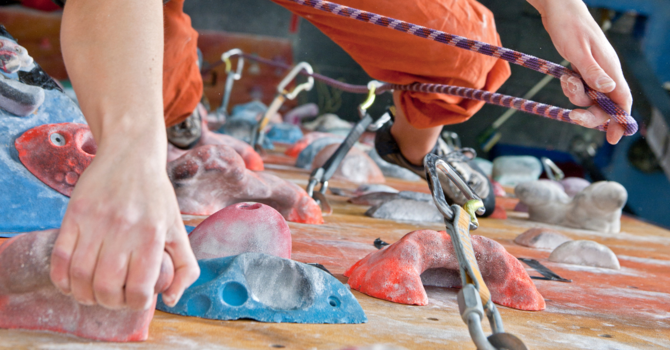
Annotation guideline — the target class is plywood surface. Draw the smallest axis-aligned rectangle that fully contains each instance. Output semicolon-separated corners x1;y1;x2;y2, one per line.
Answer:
1;151;669;349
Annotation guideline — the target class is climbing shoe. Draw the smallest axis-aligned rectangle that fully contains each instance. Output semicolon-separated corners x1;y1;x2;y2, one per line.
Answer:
374;120;496;217
167;106;202;149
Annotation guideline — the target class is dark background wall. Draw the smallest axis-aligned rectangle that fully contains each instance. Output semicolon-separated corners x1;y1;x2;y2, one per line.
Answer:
184;0;603;155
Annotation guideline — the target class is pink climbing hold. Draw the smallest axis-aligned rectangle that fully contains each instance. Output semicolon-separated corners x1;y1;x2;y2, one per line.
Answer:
15;123;96;197
311;144;385;184
344;230;545;311
198;120;265;171
168;144;323;224
189;202;292;260
0;229;174;341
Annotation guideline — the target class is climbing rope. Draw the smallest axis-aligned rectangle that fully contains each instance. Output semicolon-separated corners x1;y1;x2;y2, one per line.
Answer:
283;0;637;136
211;0;639;136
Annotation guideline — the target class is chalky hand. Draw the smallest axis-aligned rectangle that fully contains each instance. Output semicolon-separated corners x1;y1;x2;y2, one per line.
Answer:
49;145;200;311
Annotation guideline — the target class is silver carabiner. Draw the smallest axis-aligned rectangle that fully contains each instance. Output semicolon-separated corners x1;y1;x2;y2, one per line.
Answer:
217;49;245;117
424;153;485;230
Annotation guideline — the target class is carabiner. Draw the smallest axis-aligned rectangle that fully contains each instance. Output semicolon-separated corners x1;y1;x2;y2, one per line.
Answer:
221;48;244;79
424;153;485;229
278;62;314;100
541;157;564;181
252;62;315;151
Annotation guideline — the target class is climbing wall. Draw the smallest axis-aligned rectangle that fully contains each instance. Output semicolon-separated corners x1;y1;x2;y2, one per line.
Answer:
1;146;669;349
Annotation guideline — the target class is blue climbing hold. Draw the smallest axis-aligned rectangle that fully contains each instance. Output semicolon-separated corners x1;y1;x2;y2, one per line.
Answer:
0;89;87;234
265;123;303;145
157;253;367;324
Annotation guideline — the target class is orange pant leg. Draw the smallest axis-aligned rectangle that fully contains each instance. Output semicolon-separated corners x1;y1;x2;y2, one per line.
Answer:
272;0;511;129
163;0;203;127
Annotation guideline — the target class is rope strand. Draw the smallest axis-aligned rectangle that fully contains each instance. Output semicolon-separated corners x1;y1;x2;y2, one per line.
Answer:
281;0;636;135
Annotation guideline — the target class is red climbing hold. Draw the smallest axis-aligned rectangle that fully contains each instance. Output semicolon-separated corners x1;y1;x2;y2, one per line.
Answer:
489;204;508;219
15;123;96;197
189;202;292;260
344;230;545;311
0;229;173;341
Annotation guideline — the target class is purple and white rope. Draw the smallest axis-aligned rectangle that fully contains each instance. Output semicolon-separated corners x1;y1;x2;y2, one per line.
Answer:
282;0;637;135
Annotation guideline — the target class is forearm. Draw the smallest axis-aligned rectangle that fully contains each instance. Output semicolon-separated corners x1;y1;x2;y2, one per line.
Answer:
61;0;166;158
527;0;588;16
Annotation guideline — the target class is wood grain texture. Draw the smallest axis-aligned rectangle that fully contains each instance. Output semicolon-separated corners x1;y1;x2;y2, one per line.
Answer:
1;149;669;349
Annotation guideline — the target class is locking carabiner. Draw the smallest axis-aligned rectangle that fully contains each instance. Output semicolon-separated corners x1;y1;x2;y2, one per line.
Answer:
306;81;382;213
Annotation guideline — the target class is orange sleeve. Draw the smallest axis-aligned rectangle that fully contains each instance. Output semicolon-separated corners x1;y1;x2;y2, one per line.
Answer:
162;0;203;127
271;0;511;129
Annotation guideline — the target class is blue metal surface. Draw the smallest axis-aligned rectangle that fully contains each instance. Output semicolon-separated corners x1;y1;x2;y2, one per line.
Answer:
157;253;367;324
0;89;86;234
583;0;670;85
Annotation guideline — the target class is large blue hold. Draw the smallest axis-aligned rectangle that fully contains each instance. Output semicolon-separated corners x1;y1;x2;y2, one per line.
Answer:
0;89;86;235
157;253;367;324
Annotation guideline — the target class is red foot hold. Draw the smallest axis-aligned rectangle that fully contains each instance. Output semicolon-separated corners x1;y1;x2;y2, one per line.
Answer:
15;123;96;197
0;229;173;341
168;144;323;224
189;202;292;260
344;230;545;311
489;204;508;219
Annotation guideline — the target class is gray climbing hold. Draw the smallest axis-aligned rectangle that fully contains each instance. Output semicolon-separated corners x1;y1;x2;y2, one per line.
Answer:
354;184;398;196
492;156;542;186
350;191;432;207
295;137;342;169
514;227;572;250
472;157;493;178
302;113;352;136
365;198;443;223
156;253;367;324
0;76;45;116
548;240;620;270
368;149;421;181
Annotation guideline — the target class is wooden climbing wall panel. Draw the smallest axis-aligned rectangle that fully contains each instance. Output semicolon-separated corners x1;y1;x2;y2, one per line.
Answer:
1;149;670;349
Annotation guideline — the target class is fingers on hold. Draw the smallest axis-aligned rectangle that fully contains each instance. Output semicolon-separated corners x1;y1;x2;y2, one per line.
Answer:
50;226;79;295
162;234;200;307
125;248;163;310
92;248;129;310
68;236;103;306
69;263;97;305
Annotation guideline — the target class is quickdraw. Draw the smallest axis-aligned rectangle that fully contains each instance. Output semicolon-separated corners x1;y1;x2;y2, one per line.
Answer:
425;154;527;350
251;62;314;151
306;81;384;213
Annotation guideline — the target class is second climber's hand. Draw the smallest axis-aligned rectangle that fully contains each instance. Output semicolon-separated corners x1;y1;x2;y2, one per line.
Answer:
529;0;632;145
49;137;200;311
